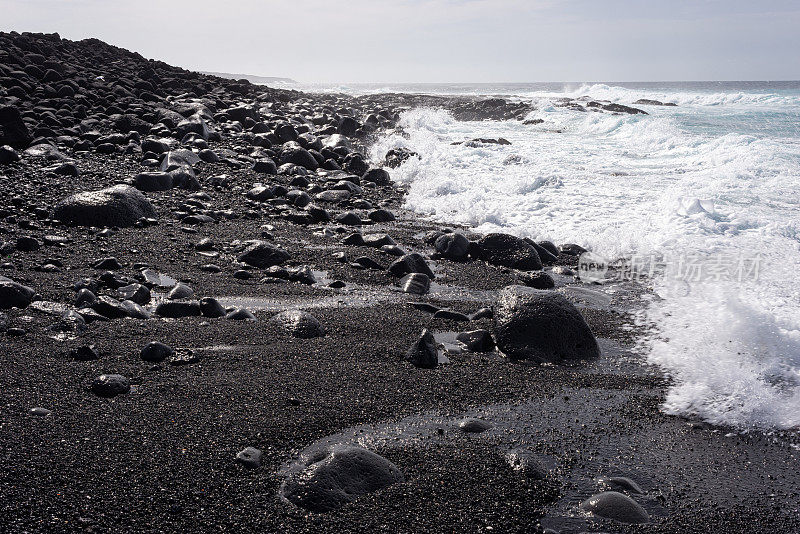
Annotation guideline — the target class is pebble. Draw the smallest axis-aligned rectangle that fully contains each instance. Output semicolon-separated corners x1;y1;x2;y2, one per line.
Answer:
459;418;493;433
235;447;263;469
90;374;131;397
71;345;99;361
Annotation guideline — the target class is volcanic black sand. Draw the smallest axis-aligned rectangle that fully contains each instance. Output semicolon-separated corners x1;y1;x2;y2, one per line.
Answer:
1;31;799;533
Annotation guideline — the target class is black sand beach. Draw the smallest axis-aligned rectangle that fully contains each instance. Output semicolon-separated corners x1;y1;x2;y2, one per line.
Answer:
1;32;799;533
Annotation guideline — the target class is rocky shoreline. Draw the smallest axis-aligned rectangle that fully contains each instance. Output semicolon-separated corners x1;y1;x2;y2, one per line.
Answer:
1;31;799;533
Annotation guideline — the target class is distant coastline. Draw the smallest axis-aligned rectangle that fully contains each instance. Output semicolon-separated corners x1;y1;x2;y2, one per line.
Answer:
200;70;296;85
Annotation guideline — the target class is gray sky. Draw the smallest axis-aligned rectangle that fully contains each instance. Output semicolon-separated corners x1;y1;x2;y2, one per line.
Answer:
2;0;799;83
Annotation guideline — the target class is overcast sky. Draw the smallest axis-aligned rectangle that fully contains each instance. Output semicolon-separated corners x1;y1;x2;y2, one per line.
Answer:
2;0;799;83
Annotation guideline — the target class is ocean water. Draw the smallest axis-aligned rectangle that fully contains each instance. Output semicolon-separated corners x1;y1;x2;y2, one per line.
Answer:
298;81;800;431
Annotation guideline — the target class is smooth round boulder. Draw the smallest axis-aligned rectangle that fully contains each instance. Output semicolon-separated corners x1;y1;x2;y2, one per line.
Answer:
477;233;542;270
237;241;290;269
504;448;548;479
281;445;404;513
226;307;256;321
199;297;226;318
459;418;492;433
362;168;390;186
0;279;35;309
435;232;470;260
167;282;194;300
53;185;156;227
90;374;131;397
580;491;650;524
140;341;174;363
270;310;324;338
493;285;600;363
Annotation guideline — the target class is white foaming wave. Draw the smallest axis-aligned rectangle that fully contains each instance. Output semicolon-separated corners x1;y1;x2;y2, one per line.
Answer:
374;103;800;430
527;83;800;108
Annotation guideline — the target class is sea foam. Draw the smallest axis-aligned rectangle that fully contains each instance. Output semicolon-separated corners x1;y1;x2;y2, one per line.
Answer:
371;85;800;429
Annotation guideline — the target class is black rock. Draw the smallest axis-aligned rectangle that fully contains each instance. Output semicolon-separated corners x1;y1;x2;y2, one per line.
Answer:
167;282;194;300
400;273;430;295
93;257;122;270
476;233;542;270
455;330;495;352
53;185;157;228
71;345;99;361
368;209;395;222
353;256;384;270
134;171;173;192
504;448;548;479
435;232;470;260
559;243;588;256
270;310;325;338
281;445;404;512
0;106;33;148
337;116;361;137
279;143;318;170
0;279;36;309
237;241;290;268
518;271;555;289
580;491;650;524
433;309;470;322
537;240;559;258
406;329;438;369
493;285;600;363
362;168;390;186
408;302;440;314
226;307;256;321
90;374;131;397
0;145;20;164
199;297;226;318
252;158;278;174
459;418;492;433
140;341;173;363
15;236;40;252
598;476;645;495
155;301;201;318
74;288;97;308
388;253;435;279
335;212;362;226
91;296;130;319
385;148;419;168
235;447;263;469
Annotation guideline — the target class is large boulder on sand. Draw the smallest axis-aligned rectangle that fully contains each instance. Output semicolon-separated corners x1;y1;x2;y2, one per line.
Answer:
493;285;600;363
53;185;156;227
477;233;542;270
237;241;290;268
580;491;650;524
0;106;33;148
0;278;35;309
281;445;404;512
